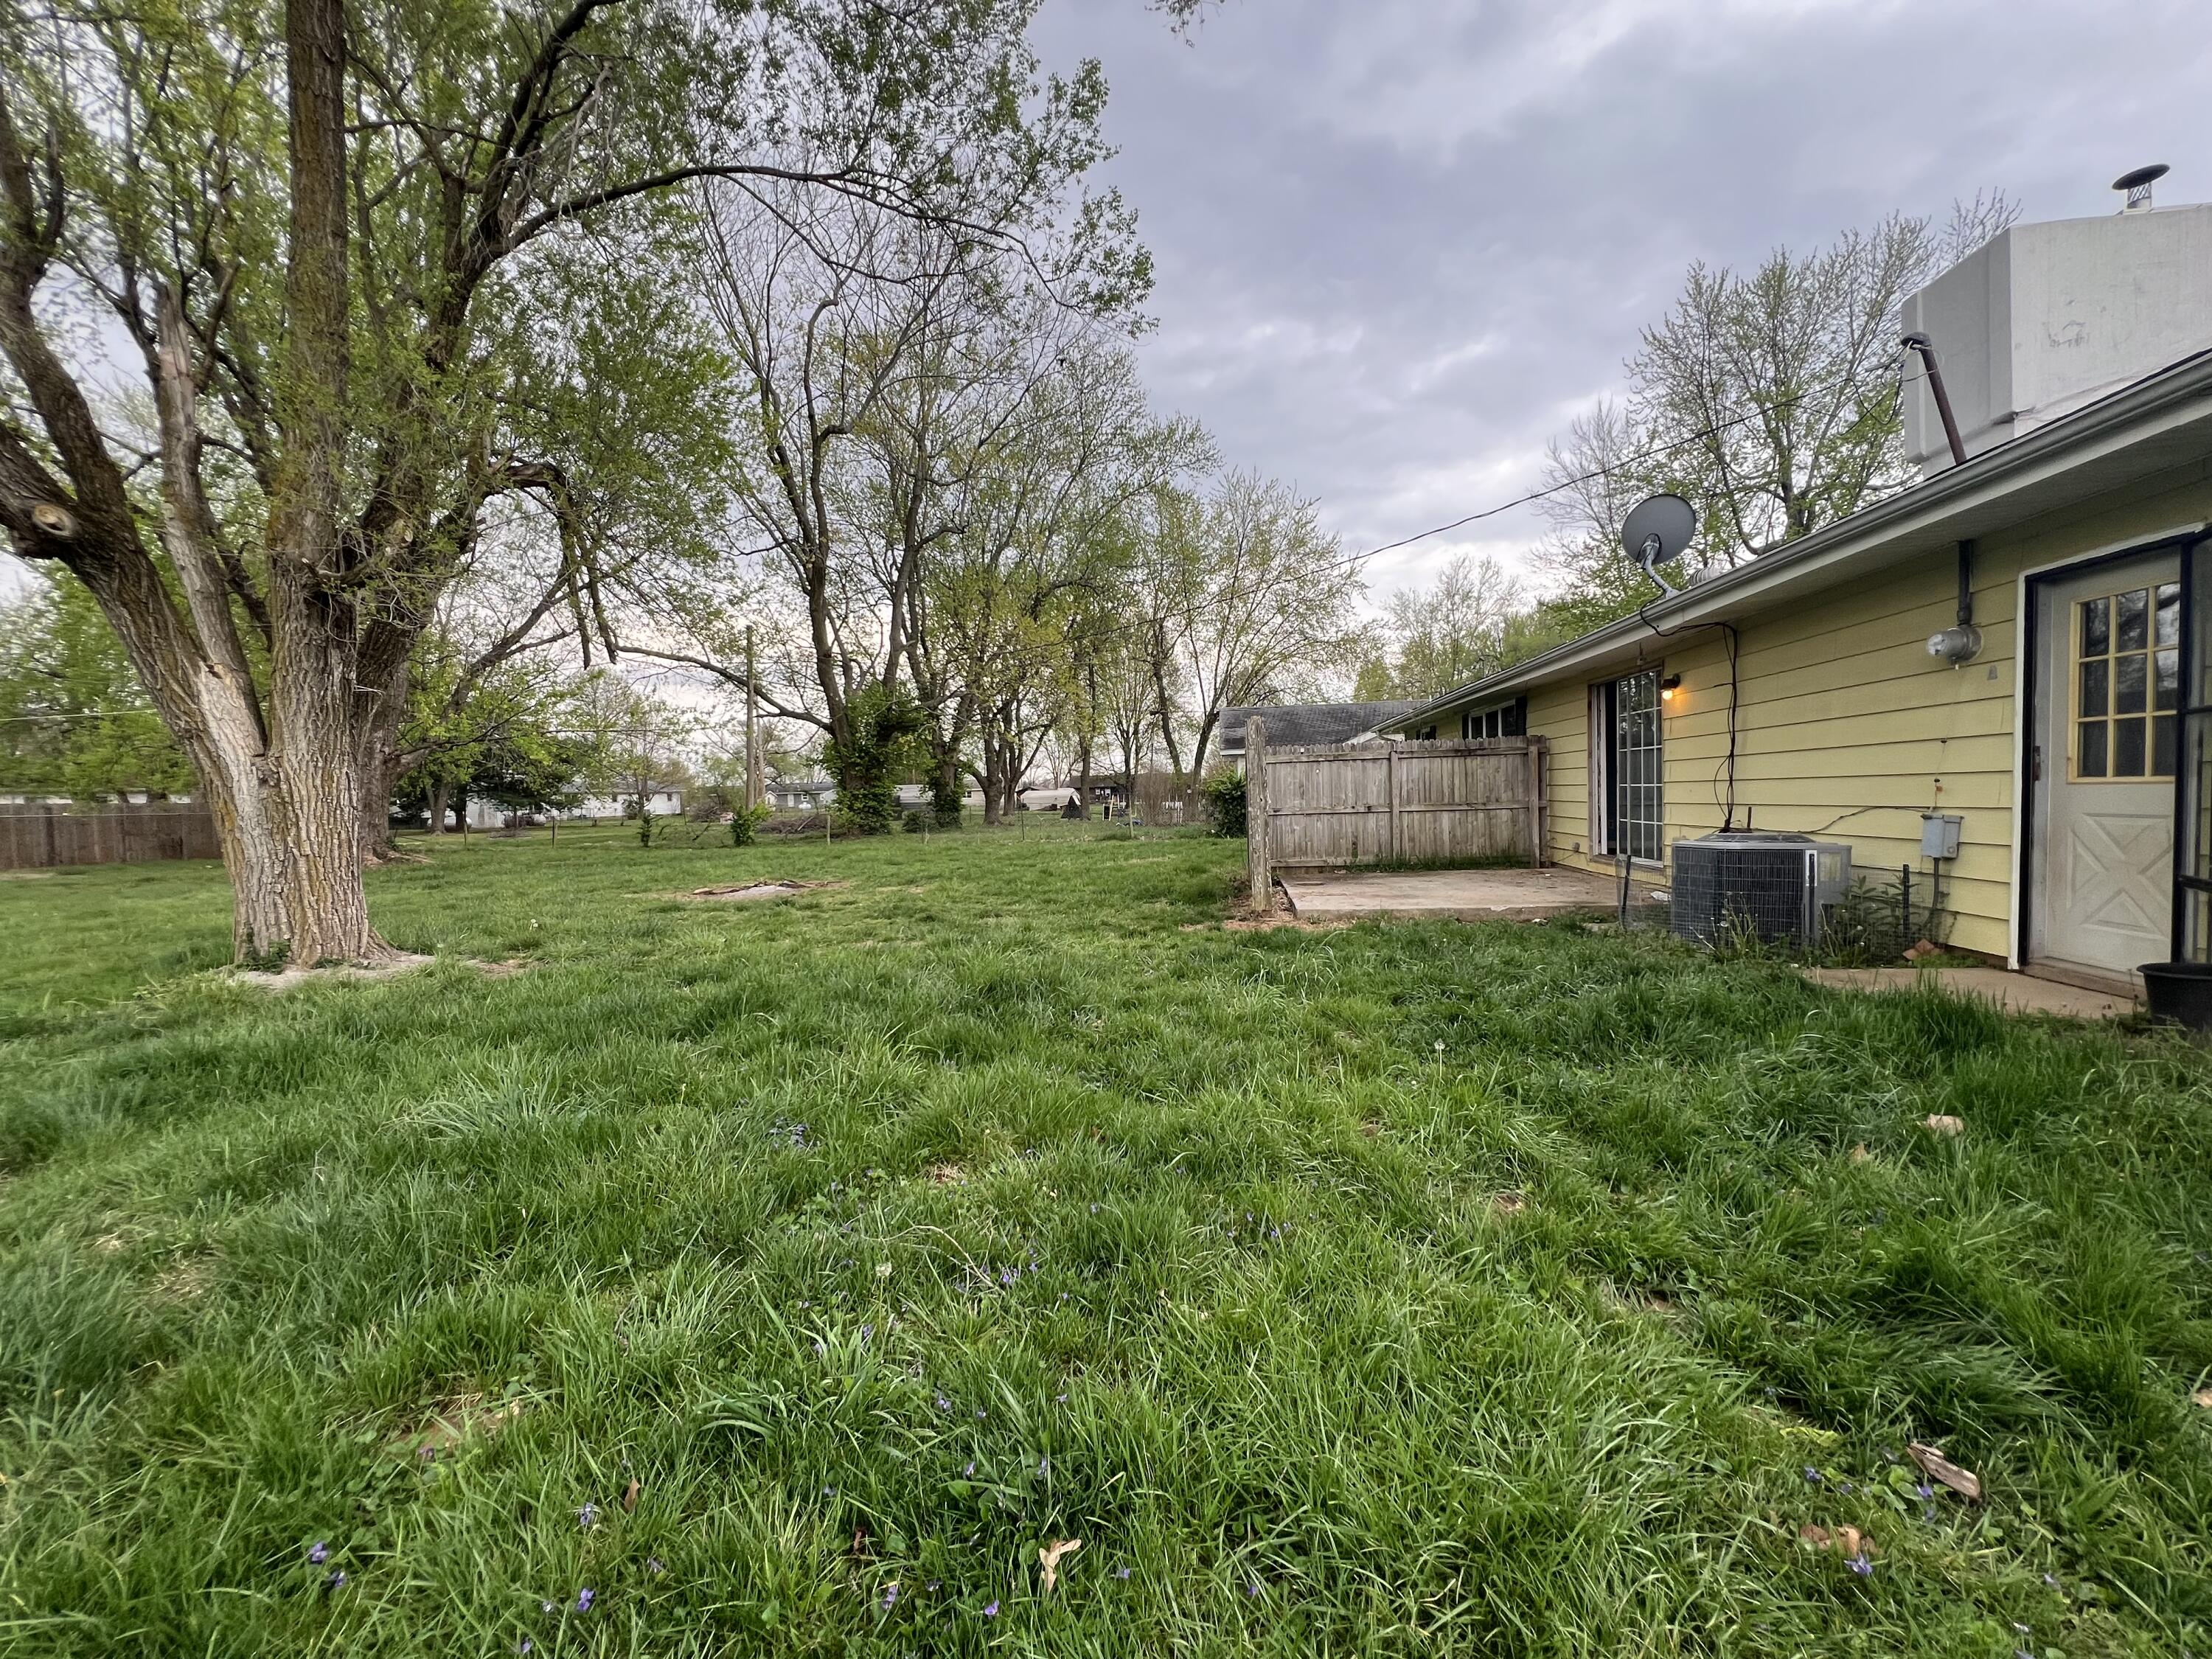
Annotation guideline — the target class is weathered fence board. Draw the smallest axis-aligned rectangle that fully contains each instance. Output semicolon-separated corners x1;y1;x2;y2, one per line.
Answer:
1243;736;1546;876
0;804;222;871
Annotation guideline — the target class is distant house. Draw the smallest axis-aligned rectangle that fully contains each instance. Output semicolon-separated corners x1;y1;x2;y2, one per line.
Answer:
770;776;836;810
1219;700;1422;760
1379;192;2212;998
566;790;684;821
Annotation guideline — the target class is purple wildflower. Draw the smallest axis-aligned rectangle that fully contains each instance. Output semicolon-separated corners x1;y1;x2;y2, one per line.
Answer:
858;1324;873;1342
647;1557;666;1576
927;1579;942;1592
975;1408;987;1420
1915;1480;1933;1500
1115;1566;1131;1580
964;1460;976;1476
1847;1553;1873;1578
541;1601;555;1615
936;1394;952;1411
518;1641;533;1655
823;1485;837;1497
983;1600;1000;1618
1246;1580;1262;1597
1037;1456;1050;1477
324;1569;347;1591
1054;1391;1068;1403
577;1503;599;1531
1802;1467;1822;1485
575;1588;595;1613
2042;1573;2061;1588
882;1584;900;1610
307;1541;329;1565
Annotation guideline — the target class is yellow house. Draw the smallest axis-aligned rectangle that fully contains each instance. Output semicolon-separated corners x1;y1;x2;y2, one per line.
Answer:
1383;343;2212;998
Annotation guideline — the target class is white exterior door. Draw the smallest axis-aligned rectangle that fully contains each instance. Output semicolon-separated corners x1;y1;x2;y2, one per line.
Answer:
2032;553;2180;984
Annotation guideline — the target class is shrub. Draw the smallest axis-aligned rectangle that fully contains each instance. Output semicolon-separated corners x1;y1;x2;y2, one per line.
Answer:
902;809;928;834
825;686;926;835
1202;768;1247;838
728;804;771;847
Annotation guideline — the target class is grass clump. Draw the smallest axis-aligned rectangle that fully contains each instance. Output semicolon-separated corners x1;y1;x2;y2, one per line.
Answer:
0;821;2208;1655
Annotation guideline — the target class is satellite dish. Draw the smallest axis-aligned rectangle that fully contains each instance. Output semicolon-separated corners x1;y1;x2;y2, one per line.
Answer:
1620;493;1697;597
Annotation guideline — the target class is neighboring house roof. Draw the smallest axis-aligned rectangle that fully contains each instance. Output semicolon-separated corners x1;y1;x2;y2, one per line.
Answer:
1385;344;2212;733
1220;700;1422;753
773;777;835;794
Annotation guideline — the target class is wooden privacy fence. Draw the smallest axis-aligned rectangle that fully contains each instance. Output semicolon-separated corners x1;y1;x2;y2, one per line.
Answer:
0;804;222;871
1242;719;1545;905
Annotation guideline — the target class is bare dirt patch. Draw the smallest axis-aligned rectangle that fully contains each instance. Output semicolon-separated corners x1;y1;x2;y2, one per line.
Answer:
684;879;837;902
234;951;436;991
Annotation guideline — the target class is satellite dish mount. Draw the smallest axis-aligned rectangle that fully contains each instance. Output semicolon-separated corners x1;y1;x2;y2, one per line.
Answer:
1620;493;1697;598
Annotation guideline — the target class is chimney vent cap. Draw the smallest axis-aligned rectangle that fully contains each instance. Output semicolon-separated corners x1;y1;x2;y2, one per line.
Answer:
2113;163;2169;211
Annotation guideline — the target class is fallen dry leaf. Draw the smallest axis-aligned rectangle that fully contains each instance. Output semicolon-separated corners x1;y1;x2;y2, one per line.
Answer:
621;1476;641;1514
1039;1537;1084;1593
2191;1385;2212;1410
1903;939;1941;962
1491;1190;1528;1218
1847;1144;1872;1164
1907;1441;1982;1502
1922;1114;1966;1138
1798;1523;1874;1557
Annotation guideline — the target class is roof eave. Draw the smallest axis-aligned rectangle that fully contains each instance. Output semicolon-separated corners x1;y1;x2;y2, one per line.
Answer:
1385;347;2212;732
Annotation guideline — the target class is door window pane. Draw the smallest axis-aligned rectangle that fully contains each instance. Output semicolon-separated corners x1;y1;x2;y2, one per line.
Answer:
2115;653;2147;714
2079;658;2108;717
2157;648;2180;712
2115;717;2147;777
2156;582;2181;647
2117;588;2149;651
2078;720;2107;776
2154;714;2179;777
2081;596;2110;655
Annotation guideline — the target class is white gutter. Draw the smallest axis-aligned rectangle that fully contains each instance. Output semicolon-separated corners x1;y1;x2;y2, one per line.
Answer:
1389;346;2212;731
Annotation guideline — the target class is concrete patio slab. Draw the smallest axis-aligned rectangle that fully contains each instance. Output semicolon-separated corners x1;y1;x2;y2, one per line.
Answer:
1279;865;1644;922
1798;965;2137;1020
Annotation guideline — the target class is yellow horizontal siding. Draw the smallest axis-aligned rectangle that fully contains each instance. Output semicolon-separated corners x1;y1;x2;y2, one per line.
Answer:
1518;466;2212;961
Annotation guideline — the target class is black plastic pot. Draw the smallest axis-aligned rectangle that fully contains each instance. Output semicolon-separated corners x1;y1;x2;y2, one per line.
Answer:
2138;961;2212;1029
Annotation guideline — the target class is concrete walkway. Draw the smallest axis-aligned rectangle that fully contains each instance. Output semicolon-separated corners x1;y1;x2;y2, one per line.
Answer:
1798;965;2137;1020
1279;865;1638;922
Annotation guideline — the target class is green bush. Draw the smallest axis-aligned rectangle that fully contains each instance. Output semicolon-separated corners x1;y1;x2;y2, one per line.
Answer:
728;804;771;847
824;686;926;835
1202;767;1247;838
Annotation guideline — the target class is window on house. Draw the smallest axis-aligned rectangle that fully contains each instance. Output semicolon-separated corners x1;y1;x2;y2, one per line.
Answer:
1460;699;1526;740
2074;581;2180;779
1601;668;1663;861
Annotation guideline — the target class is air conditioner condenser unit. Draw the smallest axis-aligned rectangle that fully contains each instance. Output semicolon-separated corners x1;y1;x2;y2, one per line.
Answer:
1669;832;1851;949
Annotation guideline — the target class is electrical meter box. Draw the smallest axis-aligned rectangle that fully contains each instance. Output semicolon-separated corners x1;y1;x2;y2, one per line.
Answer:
1919;813;1963;860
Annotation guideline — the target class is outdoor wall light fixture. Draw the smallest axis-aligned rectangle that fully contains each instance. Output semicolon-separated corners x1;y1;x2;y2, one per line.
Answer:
1660;673;1683;702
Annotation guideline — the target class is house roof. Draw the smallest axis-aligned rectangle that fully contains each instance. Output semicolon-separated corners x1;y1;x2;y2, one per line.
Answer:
1385;344;2212;733
1221;700;1422;751
773;776;835;793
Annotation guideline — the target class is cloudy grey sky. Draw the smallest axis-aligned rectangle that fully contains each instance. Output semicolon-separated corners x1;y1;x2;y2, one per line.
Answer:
1029;0;2212;602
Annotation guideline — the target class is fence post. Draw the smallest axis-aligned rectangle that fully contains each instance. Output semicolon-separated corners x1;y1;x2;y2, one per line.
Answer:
1245;716;1271;912
1386;741;1401;863
1525;739;1543;868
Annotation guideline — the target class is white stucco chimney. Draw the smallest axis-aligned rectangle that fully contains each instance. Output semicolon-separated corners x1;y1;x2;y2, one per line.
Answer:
1899;173;2212;478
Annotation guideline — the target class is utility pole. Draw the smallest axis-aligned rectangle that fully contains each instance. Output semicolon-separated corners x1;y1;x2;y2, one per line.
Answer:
744;625;760;812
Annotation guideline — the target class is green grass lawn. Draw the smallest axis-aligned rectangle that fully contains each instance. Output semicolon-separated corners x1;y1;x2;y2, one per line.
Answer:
2;823;2209;1656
